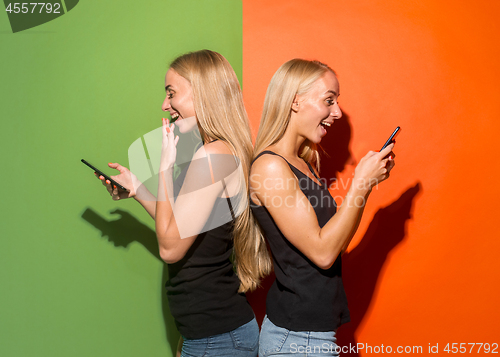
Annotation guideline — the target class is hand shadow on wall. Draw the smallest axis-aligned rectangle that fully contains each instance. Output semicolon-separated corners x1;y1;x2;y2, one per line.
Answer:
81;208;179;355
247;112;354;324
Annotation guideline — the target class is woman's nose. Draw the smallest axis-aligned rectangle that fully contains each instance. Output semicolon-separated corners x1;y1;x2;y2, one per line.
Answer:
162;96;171;112
331;103;342;120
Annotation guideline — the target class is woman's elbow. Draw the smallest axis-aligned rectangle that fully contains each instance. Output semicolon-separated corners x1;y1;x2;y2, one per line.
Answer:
156;230;187;264
313;253;339;270
156;232;175;263
159;247;182;264
315;259;334;270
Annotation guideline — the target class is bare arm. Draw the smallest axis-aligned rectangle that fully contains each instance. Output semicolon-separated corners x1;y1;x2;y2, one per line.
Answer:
132;185;157;220
250;144;395;269
155;122;237;263
340;205;365;255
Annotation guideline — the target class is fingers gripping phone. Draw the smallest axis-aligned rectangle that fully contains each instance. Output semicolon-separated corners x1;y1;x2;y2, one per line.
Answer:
380;126;401;151
81;159;129;192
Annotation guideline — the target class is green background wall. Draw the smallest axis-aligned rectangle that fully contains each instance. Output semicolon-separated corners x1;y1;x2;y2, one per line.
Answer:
0;1;242;356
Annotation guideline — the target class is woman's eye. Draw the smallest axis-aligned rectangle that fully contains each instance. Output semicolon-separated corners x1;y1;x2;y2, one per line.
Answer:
326;99;334;105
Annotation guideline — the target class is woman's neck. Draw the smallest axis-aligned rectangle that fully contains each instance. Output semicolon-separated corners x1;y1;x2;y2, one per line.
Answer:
270;126;305;159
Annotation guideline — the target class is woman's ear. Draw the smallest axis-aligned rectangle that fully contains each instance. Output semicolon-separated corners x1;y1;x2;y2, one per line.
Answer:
291;95;300;113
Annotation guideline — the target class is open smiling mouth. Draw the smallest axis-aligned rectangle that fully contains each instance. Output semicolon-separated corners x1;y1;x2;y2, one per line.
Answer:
319;120;333;136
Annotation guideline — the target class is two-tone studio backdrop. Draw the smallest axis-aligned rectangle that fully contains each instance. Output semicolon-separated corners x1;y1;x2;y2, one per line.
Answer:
1;1;499;356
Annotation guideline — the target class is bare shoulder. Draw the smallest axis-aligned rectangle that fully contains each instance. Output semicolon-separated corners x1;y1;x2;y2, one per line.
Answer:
251;152;294;181
205;139;232;155
191;140;239;184
193;139;232;160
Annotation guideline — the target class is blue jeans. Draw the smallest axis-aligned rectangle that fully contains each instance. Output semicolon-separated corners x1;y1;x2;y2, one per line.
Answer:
259;316;340;357
181;318;259;357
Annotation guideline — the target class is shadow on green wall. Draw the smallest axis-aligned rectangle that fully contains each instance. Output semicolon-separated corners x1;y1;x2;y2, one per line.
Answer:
81;207;179;355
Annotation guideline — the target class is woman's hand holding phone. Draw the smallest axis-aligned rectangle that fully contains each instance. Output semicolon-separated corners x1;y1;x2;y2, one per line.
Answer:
95;163;137;200
353;144;396;193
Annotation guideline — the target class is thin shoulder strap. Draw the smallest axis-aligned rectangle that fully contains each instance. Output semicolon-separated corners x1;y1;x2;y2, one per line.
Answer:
255;151;319;178
221;179;235;221
253;150;291;166
255;149;321;178
305;161;321;181
252;150;300;178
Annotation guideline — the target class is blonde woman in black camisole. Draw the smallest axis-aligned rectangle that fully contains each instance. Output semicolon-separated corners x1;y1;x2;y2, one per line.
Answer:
247;59;396;357
95;50;261;357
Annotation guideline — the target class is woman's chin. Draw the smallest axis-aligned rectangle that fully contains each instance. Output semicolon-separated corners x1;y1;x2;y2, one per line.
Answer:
309;133;324;144
176;116;197;133
313;127;328;143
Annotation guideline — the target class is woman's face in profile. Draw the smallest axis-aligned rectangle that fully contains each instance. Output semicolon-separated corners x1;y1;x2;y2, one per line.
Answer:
163;69;197;133
295;71;342;144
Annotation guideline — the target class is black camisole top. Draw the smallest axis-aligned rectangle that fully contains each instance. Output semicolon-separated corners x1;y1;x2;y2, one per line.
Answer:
250;151;350;331
165;154;254;339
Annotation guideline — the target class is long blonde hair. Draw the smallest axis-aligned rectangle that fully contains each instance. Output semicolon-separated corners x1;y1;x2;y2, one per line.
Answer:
170;50;271;292
254;59;335;170
241;59;336;287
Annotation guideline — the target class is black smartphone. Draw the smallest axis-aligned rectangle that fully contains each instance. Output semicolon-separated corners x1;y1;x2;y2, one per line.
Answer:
380;126;401;151
81;159;129;192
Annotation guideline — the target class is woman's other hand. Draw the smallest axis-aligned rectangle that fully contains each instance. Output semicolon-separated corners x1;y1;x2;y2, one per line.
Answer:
95;163;137;200
160;118;180;173
353;143;396;192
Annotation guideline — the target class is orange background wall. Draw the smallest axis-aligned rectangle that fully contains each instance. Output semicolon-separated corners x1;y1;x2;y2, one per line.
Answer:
243;0;500;354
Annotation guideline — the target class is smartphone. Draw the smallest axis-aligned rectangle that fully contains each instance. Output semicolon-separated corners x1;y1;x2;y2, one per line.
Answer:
81;159;129;192
380;126;401;151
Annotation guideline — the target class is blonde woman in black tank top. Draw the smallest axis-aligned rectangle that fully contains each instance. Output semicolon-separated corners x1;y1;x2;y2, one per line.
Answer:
95;50;259;357
248;59;396;356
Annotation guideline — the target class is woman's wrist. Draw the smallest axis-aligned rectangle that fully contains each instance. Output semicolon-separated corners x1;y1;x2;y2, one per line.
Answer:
159;163;174;175
131;175;151;200
135;182;159;201
350;176;373;197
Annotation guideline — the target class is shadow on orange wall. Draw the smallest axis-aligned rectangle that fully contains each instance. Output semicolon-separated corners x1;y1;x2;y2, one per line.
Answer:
320;111;354;184
339;183;422;355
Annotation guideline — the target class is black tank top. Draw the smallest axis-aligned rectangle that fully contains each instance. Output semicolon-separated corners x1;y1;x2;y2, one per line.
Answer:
165;155;254;339
250;151;350;331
